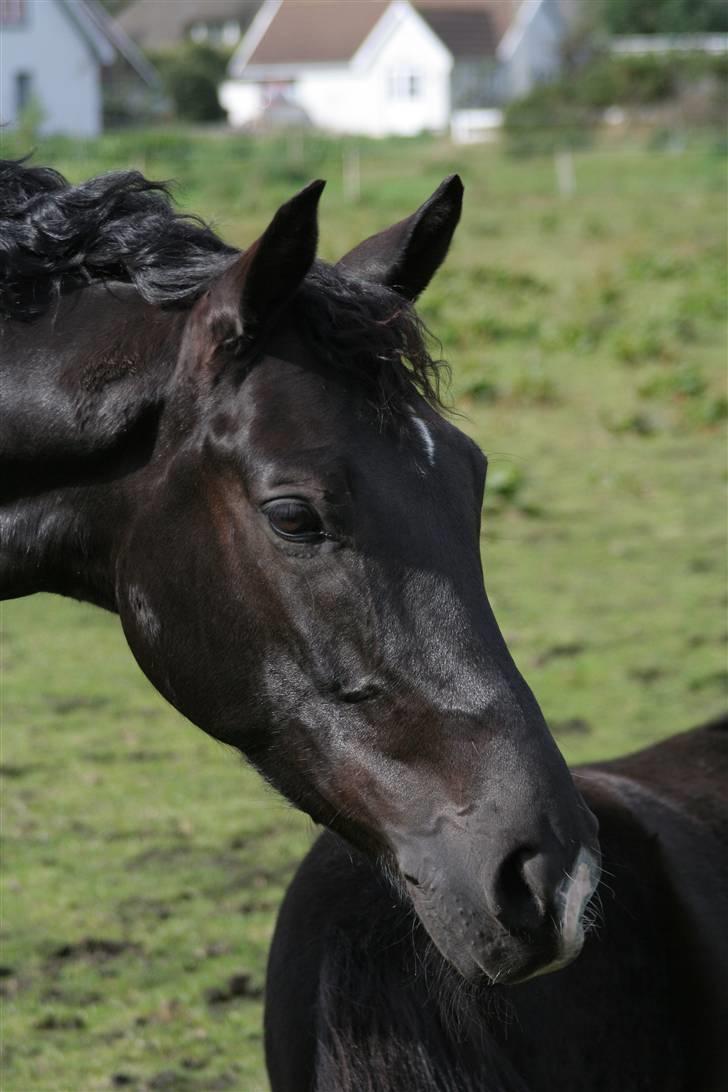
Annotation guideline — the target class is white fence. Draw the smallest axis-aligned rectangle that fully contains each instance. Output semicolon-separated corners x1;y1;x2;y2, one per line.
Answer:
611;35;728;56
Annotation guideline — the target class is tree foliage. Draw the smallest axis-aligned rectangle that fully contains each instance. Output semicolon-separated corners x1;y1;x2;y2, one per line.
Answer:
151;44;228;123
602;0;728;34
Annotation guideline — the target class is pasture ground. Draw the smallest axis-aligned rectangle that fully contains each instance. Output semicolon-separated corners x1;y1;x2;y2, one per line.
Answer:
1;128;726;1091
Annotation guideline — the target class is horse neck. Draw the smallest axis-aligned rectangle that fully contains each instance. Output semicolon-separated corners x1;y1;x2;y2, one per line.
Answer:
0;285;186;610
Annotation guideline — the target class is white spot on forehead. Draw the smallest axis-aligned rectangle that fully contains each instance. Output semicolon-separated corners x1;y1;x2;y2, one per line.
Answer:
411;415;436;467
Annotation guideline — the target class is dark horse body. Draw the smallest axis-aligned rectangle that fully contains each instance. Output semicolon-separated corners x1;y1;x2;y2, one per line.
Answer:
1;161;598;991
267;719;728;1091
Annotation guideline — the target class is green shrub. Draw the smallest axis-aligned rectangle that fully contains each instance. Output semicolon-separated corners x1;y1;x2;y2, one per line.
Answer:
578;55;677;107
504;53;728;156
601;0;728;35
503;85;594;156
638;364;707;400
460;377;500;403
152;44;229;123
485;463;528;512
508;363;560;405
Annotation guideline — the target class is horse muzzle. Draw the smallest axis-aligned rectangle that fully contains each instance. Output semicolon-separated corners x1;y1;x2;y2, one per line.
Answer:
399;841;601;985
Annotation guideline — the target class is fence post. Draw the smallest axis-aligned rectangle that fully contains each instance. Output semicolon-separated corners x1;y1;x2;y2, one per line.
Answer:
343;148;361;203
555;148;576;198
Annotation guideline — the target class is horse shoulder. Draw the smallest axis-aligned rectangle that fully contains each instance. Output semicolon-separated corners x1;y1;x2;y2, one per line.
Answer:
576;723;728;1092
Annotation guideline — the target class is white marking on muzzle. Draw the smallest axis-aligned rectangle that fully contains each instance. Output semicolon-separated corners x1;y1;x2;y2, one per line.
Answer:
559;847;600;957
529;847;600;979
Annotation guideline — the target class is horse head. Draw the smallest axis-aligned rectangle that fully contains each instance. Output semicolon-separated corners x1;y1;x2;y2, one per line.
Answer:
116;178;600;985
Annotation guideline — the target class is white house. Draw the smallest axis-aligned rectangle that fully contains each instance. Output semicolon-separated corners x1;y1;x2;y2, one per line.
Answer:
0;0;158;137
220;0;564;136
221;0;452;136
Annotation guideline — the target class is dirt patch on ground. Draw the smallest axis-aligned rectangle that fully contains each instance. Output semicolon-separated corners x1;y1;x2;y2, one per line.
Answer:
112;1068;240;1091
48;696;112;715
117;896;173;924
34;1013;87;1030
81;749;177;764
48;937;141;965
552;717;592;737
532;641;588;667
205;972;263;1005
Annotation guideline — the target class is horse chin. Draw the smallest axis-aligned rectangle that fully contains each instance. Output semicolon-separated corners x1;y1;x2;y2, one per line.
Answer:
486;930;585;986
457;932;569;986
432;925;582;987
411;902;562;986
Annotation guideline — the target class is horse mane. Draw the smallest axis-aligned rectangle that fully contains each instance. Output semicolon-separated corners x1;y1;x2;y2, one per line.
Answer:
0;158;238;320
0;159;446;413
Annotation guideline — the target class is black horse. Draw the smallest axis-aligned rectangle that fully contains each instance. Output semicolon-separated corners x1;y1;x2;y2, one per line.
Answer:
2;161;598;1008
266;720;728;1092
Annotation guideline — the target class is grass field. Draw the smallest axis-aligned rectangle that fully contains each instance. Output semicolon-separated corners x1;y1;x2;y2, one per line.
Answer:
1;127;726;1091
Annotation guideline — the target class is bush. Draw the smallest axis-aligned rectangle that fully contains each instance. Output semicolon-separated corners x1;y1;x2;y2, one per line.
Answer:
504;53;728;155
578;55;677;107
152;44;228;123
503;84;595;156
601;0;728;34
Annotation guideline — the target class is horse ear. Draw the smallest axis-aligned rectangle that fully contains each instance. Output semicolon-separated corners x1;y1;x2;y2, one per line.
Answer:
206;179;325;343
336;174;463;301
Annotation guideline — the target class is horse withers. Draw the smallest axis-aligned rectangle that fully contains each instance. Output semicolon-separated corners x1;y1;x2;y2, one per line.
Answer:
2;164;597;1003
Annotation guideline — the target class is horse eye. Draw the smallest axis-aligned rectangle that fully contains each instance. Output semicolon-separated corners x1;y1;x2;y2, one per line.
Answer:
262;499;326;543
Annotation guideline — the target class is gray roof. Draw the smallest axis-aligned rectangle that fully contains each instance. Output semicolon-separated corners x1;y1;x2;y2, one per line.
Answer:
66;0;160;86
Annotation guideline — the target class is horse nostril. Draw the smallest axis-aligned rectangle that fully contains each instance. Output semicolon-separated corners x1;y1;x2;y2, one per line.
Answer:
403;872;421;888
494;847;546;934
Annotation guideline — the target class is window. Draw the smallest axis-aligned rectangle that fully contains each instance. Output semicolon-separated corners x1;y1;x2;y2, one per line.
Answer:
188;21;208;43
0;0;25;26
387;68;422;100
15;71;32;113
188;19;240;46
222;20;241;46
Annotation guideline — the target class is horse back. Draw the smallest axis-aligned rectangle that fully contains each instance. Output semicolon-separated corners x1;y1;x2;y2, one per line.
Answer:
589;714;728;824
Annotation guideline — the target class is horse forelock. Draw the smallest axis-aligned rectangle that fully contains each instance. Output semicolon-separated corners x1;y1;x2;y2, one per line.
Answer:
288;261;448;418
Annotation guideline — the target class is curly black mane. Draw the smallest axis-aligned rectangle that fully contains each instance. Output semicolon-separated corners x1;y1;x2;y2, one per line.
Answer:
0;160;446;412
0;159;238;320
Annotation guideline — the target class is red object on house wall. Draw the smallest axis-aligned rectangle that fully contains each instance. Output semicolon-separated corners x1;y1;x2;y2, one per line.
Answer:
0;0;26;26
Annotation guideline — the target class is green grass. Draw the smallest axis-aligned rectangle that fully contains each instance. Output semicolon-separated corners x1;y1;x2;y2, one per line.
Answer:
1;128;726;1091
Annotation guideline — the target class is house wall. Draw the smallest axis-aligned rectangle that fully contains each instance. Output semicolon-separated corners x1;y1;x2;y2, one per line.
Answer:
219;78;262;126
300;10;450;136
1;0;102;136
499;0;563;102
221;3;452;136
452;60;499;109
